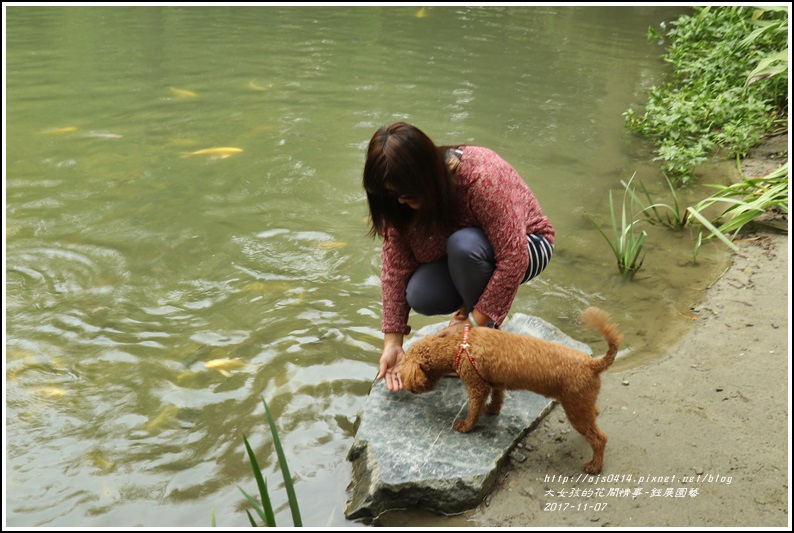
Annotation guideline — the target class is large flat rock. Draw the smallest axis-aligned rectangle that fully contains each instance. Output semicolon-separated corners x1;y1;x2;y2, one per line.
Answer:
345;313;592;521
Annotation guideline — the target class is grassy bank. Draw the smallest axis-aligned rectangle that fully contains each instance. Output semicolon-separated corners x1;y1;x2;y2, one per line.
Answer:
588;6;788;277
625;6;788;184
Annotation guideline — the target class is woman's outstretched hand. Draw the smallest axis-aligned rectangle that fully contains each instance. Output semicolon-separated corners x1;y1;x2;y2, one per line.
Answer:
377;341;405;392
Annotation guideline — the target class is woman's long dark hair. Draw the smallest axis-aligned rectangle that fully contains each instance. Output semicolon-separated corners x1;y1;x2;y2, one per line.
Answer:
363;122;458;238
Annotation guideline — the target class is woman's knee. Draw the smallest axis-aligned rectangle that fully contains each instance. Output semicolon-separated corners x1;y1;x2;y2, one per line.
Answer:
406;262;461;315
446;227;493;263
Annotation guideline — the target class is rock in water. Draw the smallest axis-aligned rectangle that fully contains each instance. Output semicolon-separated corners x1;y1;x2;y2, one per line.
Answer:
345;313;592;520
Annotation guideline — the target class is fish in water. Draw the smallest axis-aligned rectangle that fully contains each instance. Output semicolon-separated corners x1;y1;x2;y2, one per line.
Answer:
204;358;247;377
241;280;294;294
175;370;202;385
35;387;68;398
87;450;116;472
170;87;198;98
183;147;243;159
415;7;427;18
85;130;123;139
317;241;348;250
41;126;78;134
144;405;180;433
248;80;270;91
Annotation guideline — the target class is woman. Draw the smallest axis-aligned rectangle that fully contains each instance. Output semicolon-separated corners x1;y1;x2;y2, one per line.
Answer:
363;122;555;392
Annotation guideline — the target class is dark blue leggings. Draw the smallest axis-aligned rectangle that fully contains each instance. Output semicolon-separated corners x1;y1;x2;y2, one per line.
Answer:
405;227;553;318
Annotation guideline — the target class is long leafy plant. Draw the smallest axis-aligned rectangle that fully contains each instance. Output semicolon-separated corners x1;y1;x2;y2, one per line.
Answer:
687;162;789;255
213;396;303;527
624;6;788;184
240;396;302;527
584;174;648;279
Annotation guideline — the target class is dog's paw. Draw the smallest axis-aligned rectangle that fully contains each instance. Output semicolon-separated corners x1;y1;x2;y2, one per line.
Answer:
484;403;502;415
453;420;474;433
583;461;602;475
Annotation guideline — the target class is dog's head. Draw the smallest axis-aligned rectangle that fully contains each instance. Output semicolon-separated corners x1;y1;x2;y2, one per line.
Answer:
400;337;445;394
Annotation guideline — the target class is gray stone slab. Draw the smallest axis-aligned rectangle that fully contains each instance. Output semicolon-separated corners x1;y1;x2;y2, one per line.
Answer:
345;313;592;520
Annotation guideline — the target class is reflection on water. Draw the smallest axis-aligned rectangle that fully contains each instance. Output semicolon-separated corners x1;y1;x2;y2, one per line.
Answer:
5;5;723;527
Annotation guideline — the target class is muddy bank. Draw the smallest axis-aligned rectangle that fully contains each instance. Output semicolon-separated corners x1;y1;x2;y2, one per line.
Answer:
465;136;790;527
468;231;788;527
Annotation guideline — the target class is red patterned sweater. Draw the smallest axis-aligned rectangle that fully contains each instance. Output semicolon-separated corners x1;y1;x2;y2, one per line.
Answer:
380;145;555;334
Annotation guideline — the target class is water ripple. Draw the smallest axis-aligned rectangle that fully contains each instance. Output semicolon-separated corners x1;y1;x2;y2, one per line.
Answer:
6;5;704;528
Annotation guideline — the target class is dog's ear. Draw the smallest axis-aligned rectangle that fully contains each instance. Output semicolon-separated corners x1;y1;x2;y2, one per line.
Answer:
401;351;427;393
411;344;433;372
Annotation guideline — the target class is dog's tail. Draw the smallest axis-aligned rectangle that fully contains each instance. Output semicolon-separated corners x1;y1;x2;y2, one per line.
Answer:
581;307;622;374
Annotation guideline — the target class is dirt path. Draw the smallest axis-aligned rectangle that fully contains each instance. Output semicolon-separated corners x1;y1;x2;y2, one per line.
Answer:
468;230;789;527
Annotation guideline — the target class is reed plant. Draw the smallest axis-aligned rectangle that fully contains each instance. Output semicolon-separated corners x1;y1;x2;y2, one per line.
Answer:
242;396;302;527
687;162;788;255
584;174;648;279
743;7;789;89
617;162;788;260
213;396;303;527
623;174;688;229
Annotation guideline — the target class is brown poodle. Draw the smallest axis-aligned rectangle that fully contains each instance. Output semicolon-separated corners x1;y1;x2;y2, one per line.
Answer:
400;307;622;474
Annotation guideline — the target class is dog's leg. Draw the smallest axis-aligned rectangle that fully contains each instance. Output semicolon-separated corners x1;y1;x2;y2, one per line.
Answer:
485;387;504;415
561;401;608;474
453;382;489;433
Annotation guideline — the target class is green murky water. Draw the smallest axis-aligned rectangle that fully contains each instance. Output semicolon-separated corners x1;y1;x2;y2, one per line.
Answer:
5;6;728;527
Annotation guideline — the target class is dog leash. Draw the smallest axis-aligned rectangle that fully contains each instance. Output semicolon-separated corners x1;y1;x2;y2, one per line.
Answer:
453;324;488;383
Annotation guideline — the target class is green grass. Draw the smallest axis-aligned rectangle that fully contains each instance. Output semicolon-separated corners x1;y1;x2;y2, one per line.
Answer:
214;396;303;527
587;159;788;272
584;174;648;279
624;174;688;230
595;6;789;271
688;162;788;255
242;396;302;527
624;6;787;184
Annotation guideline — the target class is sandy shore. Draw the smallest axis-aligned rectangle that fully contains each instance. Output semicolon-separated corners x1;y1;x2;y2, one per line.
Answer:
466;230;789;527
462;134;792;529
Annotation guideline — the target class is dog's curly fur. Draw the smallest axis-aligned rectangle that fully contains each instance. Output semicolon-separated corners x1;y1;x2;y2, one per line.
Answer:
401;307;622;474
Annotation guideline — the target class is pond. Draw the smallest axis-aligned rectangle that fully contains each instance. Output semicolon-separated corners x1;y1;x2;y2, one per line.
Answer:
5;5;729;527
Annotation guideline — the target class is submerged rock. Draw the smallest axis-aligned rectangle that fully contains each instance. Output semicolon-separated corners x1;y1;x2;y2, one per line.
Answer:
345;313;592;521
